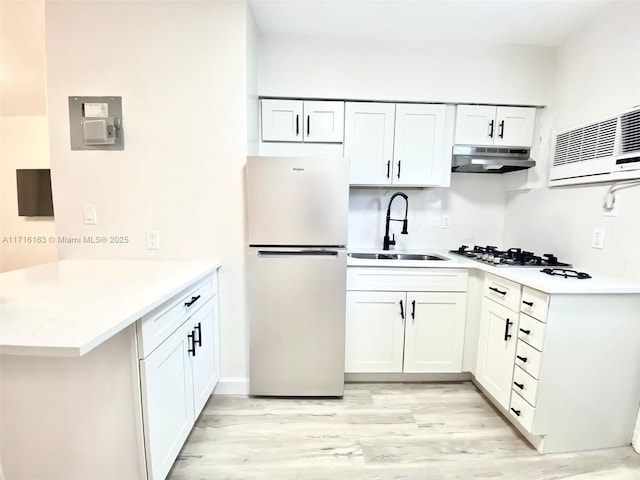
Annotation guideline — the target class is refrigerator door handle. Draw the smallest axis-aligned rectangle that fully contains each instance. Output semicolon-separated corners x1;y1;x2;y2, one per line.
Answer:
257;250;340;258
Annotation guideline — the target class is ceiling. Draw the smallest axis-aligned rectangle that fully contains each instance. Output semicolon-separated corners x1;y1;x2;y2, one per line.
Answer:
249;0;619;47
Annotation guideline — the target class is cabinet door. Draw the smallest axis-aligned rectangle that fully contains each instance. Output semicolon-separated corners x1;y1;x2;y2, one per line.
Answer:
403;292;467;373
140;322;195;480
303;100;344;143
494;106;536;147
454;105;497;145
475;297;519;409
344;102;395;185
190;296;220;417
261;99;303;142
345;291;406;373
393;104;447;186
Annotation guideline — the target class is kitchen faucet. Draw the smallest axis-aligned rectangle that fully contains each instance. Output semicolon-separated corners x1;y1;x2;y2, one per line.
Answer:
383;192;409;250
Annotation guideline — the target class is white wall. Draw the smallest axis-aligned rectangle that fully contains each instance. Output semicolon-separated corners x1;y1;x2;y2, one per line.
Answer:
0;117;57;272
504;0;640;279
501;1;640;450
45;1;251;390
349;174;506;251
0;1;56;272
258;36;553;105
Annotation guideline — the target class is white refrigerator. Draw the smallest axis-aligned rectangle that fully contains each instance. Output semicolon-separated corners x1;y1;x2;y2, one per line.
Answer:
246;156;349;396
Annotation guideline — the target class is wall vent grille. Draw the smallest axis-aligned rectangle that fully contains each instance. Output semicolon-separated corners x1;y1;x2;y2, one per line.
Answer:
550;107;640;186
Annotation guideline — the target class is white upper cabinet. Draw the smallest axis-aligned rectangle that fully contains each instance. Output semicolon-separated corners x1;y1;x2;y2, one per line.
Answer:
345;102;448;186
455;105;536;147
261;99;303;142
394;104;447;186
303;100;345;143
344;102;396;185
261;99;344;143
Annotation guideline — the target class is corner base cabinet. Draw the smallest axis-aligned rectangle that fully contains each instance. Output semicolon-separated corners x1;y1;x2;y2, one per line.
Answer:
475;272;640;454
345;268;468;374
0;267;221;480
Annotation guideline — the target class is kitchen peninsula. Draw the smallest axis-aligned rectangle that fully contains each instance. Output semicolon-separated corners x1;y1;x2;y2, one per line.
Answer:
0;259;221;480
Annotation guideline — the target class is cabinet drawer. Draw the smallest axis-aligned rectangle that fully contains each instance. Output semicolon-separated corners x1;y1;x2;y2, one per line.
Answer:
521;286;549;322
515;340;543;379
509;391;536;433
512;366;539;406
347;268;468;292
483;273;521;311
517;314;546;352
137;274;217;359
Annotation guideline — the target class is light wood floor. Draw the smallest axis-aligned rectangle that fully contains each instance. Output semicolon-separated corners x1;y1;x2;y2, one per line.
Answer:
168;382;640;479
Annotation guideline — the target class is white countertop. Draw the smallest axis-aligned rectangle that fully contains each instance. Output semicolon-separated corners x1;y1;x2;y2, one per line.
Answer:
347;249;640;294
0;259;220;357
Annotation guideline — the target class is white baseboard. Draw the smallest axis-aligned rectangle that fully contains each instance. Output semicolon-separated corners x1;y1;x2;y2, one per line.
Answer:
633;412;640;453
213;377;250;395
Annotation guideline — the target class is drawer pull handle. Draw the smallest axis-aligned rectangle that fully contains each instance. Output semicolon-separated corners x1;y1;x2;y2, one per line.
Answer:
519;328;531;335
489;286;507;296
522;300;534;307
194;322;202;347
513;382;524;390
188;332;196;357
503;319;513;341
185;295;201;307
516;355;528;363
510;408;521;417
399;299;405;320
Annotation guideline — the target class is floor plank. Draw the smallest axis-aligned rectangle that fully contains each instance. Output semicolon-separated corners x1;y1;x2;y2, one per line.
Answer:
167;382;640;479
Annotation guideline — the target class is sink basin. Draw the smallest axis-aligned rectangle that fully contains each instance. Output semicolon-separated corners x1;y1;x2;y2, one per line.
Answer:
349;253;449;261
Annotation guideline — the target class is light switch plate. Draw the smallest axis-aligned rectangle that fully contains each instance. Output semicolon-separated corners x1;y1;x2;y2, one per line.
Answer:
83;204;97;225
591;229;606;249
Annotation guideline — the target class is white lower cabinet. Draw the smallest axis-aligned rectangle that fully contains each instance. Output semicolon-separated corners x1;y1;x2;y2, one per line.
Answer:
475;297;519;409
345;268;468;374
476;273;640;454
138;273;220;480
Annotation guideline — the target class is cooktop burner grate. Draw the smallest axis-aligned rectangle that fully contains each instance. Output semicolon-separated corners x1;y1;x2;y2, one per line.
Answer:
541;268;592;279
449;245;572;268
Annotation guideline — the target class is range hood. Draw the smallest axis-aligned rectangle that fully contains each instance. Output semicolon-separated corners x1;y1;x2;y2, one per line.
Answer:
451;145;535;173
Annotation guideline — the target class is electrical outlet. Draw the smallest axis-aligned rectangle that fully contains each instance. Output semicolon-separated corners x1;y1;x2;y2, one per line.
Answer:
146;230;160;250
441;215;451;229
591;229;606;250
83;205;97;225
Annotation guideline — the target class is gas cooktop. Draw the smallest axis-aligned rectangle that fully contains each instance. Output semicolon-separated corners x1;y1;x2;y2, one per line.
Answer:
450;245;572;268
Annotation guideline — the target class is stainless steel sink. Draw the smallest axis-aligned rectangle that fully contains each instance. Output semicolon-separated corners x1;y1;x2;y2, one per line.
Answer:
349;253;449;261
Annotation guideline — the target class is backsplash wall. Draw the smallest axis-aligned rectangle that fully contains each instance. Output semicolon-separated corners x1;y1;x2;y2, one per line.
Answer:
348;174;506;251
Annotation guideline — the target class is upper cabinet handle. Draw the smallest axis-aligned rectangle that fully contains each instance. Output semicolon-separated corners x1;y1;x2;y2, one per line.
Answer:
295;115;299;136
499;120;505;138
489;120;495;138
397;160;401;179
386;160;391;179
307;115;310;136
399;299;405;320
411;300;416;320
